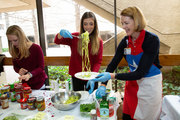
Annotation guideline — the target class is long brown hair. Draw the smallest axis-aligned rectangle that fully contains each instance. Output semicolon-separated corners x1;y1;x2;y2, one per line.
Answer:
78;12;100;55
6;25;32;59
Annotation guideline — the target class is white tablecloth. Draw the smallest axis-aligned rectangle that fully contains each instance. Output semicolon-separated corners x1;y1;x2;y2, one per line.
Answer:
160;95;180;120
0;90;118;120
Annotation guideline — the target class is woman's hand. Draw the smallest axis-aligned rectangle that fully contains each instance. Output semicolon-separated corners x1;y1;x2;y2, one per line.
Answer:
96;85;106;98
19;73;31;82
18;68;28;76
92;72;111;82
86;80;95;94
59;29;73;39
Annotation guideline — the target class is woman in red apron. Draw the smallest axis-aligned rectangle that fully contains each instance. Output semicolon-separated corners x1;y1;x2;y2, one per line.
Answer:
87;6;162;120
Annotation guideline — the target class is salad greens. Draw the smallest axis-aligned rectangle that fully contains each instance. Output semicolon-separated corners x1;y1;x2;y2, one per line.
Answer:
80;102;96;112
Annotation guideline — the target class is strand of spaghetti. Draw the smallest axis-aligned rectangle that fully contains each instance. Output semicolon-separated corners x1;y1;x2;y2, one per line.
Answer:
81;31;91;72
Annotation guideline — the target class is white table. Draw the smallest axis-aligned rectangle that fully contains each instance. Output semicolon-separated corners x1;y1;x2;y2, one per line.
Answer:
0;90;118;120
160;95;180;120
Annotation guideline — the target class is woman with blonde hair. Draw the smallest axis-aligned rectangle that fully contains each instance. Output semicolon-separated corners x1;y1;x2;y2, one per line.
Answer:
54;12;103;92
6;25;47;89
87;6;162;120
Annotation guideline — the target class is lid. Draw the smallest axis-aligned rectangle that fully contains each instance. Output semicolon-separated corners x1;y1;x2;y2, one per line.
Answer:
0;94;7;98
28;97;36;102
90;109;96;114
24;87;31;90
15;85;22;89
4;85;10;87
36;96;44;102
1;86;9;90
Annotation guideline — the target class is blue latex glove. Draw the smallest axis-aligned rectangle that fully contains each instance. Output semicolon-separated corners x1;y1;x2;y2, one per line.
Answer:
91;72;111;83
59;29;73;39
96;86;106;98
86;80;95;94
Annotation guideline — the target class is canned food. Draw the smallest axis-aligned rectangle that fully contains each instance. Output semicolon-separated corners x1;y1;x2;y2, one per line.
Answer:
27;97;36;110
15;85;23;103
0;86;10;99
36;96;45;111
20;98;28;109
23;87;32;99
0;94;9;109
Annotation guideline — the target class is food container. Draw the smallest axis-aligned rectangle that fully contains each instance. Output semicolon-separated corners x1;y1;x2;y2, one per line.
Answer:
80;101;96;117
0;86;10;99
90;109;97;120
27;97;36;110
20;98;28;109
36;96;45;111
23;87;32;99
108;97;116;117
0;93;1;106
51;91;81;111
10;84;16;102
15;85;23;102
0;94;9;109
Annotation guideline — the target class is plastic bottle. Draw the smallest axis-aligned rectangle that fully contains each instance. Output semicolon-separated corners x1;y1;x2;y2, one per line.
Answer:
65;81;69;92
108;97;116;117
10;84;16;102
100;95;109;120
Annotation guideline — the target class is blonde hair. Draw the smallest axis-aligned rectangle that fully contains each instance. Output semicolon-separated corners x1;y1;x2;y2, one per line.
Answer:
6;25;31;59
121;6;146;32
78;12;100;55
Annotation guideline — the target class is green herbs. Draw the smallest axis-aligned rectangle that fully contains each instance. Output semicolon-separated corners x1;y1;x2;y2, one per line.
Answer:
80;102;96;112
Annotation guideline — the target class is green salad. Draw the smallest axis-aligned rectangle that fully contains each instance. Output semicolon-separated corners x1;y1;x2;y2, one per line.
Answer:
3;116;19;120
80;102;96;112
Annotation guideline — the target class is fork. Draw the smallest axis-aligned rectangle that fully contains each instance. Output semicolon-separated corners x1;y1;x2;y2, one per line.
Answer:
72;35;82;39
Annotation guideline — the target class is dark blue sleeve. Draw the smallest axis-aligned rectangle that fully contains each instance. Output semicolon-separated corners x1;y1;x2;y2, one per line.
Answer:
102;37;127;85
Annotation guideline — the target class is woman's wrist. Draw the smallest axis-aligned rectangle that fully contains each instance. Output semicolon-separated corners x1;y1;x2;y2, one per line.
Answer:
110;73;116;79
57;33;62;39
101;84;106;87
27;72;32;78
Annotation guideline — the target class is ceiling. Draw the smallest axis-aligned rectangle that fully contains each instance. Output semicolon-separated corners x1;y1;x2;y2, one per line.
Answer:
0;0;49;12
74;0;180;34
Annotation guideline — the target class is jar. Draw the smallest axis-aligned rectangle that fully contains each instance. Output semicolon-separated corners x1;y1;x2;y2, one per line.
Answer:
0;94;9;109
0;86;10;99
90;109;97;120
23;87;32;99
0;93;1;106
20;98;28;109
27;97;36;110
36;96;45;111
15;85;23;103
